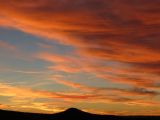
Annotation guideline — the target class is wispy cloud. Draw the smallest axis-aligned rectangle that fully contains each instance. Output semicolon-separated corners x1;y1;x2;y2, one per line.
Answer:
0;40;16;51
54;79;159;97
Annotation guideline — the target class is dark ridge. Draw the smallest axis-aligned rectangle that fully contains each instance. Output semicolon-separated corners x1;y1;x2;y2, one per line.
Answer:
65;108;82;112
0;108;159;120
61;108;90;115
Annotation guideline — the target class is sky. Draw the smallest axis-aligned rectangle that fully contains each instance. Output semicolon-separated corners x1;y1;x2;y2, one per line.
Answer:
0;0;160;115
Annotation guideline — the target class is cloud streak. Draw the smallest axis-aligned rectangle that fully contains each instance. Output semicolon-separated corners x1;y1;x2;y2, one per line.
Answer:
0;40;16;51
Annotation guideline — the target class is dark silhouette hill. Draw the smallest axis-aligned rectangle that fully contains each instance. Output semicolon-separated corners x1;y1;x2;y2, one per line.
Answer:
0;108;159;120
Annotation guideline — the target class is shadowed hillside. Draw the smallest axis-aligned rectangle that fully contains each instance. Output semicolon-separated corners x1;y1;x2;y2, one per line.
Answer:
0;108;159;120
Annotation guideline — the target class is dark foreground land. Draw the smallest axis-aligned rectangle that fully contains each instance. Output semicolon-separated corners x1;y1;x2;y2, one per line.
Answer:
0;108;159;120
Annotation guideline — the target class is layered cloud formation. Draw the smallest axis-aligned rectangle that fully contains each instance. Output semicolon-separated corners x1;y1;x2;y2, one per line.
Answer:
0;0;160;115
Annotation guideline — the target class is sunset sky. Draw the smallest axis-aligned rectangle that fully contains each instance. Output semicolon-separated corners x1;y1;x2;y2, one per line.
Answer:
0;0;160;115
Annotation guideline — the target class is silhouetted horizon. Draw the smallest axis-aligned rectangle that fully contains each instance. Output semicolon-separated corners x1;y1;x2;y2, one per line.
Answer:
1;107;160;116
0;107;160;120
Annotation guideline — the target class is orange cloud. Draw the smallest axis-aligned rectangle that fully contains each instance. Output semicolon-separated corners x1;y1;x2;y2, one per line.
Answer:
52;79;160;108
37;52;160;91
37;52;82;73
54;79;159;97
0;104;8;109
